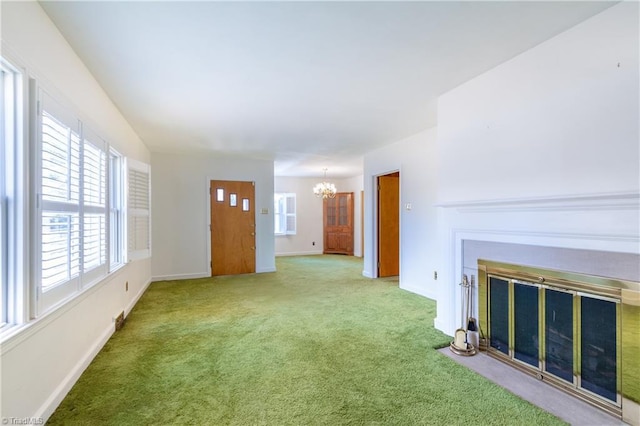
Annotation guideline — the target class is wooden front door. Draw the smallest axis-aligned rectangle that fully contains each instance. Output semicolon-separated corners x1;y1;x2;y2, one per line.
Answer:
323;192;354;255
210;180;256;275
378;173;399;277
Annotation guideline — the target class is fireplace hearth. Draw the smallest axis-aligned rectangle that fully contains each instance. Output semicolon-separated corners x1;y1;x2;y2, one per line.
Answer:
477;260;640;422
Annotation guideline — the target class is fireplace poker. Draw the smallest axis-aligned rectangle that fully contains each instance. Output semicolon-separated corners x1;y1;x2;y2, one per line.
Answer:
450;274;476;356
467;275;477;332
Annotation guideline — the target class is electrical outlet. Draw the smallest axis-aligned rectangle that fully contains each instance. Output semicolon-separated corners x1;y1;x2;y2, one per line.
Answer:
434;271;438;280
312;241;315;246
125;281;129;291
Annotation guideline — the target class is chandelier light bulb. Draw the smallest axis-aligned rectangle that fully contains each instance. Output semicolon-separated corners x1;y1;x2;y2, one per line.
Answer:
313;169;337;199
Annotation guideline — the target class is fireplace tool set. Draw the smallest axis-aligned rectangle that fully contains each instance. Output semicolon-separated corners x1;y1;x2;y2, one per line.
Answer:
449;274;478;356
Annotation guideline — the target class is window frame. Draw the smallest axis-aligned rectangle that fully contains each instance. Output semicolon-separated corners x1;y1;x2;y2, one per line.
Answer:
274;192;296;236
1;59;8;327
109;148;125;271
1;57;25;330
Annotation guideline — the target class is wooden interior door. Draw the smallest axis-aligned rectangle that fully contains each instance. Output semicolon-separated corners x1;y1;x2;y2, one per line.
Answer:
323;192;354;255
210;180;256;275
378;173;399;277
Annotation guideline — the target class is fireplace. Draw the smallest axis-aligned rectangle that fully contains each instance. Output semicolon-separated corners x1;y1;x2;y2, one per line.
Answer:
477;259;640;421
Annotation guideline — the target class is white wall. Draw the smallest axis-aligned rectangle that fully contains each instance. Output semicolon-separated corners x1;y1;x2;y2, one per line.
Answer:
434;2;639;335
275;177;324;256
274;175;364;257
1;2;151;421
361;3;638;334
437;2;639;204
363;128;440;298
151;152;275;280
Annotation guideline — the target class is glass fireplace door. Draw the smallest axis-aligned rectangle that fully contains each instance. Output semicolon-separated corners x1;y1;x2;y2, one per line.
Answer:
544;288;574;383
480;261;627;417
513;281;540;367
579;295;619;403
489;276;510;356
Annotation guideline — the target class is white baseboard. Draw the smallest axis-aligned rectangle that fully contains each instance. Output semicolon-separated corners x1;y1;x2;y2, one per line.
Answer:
151;272;209;282
399;284;434;300
36;322;114;422
433;317;452;337
152;269;279;280
362;270;374;278
125;278;151;317
275;250;323;257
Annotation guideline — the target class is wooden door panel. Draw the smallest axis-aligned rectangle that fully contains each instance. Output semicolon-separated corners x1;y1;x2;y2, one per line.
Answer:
338;234;352;252
378;175;399;277
326;232;339;252
210;180;256;275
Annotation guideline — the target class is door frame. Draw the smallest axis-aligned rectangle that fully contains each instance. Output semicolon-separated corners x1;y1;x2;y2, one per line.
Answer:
372;169;401;279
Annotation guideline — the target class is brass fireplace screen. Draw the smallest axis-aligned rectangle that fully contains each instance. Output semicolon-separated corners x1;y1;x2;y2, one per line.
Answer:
477;260;640;419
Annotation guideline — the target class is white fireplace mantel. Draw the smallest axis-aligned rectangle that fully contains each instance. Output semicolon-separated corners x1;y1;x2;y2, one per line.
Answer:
434;191;640;336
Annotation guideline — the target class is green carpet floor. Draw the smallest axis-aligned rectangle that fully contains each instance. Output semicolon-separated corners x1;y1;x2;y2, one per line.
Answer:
48;255;564;425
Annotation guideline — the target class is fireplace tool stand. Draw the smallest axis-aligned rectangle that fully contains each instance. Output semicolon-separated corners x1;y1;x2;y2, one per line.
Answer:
449;274;477;356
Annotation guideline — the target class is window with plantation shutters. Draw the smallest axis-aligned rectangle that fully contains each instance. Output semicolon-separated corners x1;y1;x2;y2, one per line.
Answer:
127;159;150;260
37;90;111;313
39;103;82;291
274;193;296;235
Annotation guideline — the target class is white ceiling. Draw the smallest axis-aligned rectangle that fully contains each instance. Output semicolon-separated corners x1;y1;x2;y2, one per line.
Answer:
40;1;614;178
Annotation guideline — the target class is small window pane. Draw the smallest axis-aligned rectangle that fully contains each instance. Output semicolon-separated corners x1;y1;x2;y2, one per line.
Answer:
216;188;224;202
242;198;250;211
41;111;80;203
83;213;106;271
41;212;80;289
230;193;237;207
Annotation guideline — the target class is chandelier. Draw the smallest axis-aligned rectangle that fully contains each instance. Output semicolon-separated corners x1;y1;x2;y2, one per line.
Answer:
313;169;337;199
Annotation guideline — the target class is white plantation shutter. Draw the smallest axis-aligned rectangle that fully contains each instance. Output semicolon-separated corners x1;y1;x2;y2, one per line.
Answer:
82;132;107;280
39;96;82;292
285;194;296;234
127;159;151;260
274;193;296;235
38;90;110;313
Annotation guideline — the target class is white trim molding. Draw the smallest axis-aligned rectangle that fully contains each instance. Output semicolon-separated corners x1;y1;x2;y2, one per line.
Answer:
434;191;640;336
436;191;639;213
